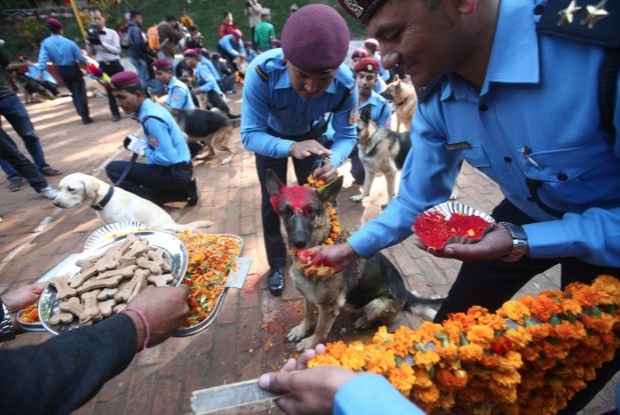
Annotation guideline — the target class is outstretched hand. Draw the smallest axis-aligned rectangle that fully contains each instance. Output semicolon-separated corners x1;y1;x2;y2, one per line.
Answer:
1;282;46;314
412;223;513;261
298;243;358;274
289;139;331;160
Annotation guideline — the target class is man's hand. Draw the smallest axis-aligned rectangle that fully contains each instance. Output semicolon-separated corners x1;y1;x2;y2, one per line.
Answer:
298;242;358;274
289;140;331;160
1;283;46;314
412;223;513;261
311;160;337;182
123;135;147;155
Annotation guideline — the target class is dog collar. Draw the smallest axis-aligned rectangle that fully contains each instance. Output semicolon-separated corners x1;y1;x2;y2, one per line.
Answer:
91;186;115;211
394;96;410;107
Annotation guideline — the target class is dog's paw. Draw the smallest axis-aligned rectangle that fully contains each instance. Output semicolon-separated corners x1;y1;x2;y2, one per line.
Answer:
287;322;310;342
354;315;371;329
295;335;320;352
350;194;365;202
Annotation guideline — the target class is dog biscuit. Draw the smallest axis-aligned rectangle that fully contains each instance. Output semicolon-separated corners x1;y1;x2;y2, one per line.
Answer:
49;312;74;325
124;237;150;258
76;274;124;294
58;296;84;317
148;249;172;272
48;275;77;300
80;290;103;324
69;264;101;288
114;276;139;303
97;287;118;300
147;273;174;287
94;264;137;281
94;256;119;273
127;271;148;303
75;252;106;269
136;256;164;275
98;299;116;317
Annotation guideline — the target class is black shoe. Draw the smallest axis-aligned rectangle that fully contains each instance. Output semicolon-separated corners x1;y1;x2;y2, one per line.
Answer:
83;118;93;125
112;114;121;122
186;179;199;206
41;166;62;176
8;178;24;192
266;268;285;296
227;113;240;120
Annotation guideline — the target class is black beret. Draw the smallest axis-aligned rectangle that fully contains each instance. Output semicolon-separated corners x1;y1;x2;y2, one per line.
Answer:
281;4;349;73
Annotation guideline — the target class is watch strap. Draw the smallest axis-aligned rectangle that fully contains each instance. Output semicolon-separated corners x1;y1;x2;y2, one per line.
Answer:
0;302;16;342
499;222;529;263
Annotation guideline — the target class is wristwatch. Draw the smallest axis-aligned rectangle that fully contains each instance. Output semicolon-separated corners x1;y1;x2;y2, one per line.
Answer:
499;222;529;262
0;302;16;342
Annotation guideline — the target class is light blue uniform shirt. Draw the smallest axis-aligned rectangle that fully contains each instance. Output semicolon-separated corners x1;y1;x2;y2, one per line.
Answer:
136;99;190;166
38;34;85;68
349;0;620;267
218;34;246;58
201;57;221;82
334;374;426;415
241;48;358;168
165;76;195;110
195;59;222;94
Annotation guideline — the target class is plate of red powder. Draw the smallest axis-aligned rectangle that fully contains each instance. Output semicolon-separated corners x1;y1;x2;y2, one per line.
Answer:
413;202;495;250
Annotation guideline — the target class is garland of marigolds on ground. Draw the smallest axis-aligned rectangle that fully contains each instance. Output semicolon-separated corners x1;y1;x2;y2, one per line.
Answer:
308;275;620;415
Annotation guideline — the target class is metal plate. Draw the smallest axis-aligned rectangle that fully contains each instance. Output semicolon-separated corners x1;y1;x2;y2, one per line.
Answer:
39;230;188;335
83;221;149;251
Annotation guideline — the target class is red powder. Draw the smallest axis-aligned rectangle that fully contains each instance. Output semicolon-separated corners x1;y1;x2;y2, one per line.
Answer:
414;211;493;250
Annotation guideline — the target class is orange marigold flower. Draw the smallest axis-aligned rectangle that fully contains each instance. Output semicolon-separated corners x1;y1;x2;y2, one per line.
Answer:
412;367;434;388
559;298;583;316
436;368;468;388
414;348;441;368
388;364;416;395
580;313;617;333
307;354;342;368
412;384;440;404
565;283;599;308
550;320;587;340
590;275;620;305
458;343;485;362
436;343;459;360
326;340;349;360
366;347;397;374
527;294;562;322
497;300;532;325
466;324;495;346
498;351;523;371
372;325;393;344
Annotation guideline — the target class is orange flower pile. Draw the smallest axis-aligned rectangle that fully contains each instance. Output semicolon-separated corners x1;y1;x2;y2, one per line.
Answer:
414;211;493;250
288;175;342;281
308;275;620;415
176;230;242;328
17;302;40;324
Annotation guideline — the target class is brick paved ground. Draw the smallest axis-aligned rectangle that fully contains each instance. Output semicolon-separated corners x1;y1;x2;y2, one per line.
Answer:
0;87;617;414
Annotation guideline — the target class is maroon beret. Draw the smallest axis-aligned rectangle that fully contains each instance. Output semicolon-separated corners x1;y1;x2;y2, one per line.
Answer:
110;71;142;91
351;48;368;60
337;0;386;23
46;18;63;30
281;4;349;73
152;58;172;71
364;38;379;50
354;57;379;74
183;49;199;58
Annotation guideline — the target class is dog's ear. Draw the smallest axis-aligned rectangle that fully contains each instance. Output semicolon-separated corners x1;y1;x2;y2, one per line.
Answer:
359;105;372;123
265;169;285;196
316;176;343;204
83;178;100;199
393;74;400;82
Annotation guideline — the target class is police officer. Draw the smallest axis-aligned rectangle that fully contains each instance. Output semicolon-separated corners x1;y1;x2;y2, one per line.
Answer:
240;4;358;296
152;59;194;110
349;57;392;185
105;71;198;206
38;18;91;124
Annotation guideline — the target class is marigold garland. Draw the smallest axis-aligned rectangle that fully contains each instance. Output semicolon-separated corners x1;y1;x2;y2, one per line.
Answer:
287;175;342;281
308;275;620;415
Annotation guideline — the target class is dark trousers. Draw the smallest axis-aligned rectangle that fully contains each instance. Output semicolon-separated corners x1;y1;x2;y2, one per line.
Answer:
255;152;322;270
217;45;242;74
0;93;50;181
105;161;191;204
98;59;124;117
0;127;47;191
56;65;90;122
434;199;620;414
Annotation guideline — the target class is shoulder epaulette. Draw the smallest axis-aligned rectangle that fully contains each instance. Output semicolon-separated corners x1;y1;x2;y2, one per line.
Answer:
255;65;268;81
536;0;619;48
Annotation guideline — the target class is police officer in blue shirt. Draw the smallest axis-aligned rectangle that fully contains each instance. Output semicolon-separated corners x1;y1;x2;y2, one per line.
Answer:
217;30;246;75
38;18;91;124
307;0;620;413
152;59;194;110
241;4;358;296
105;71;198;206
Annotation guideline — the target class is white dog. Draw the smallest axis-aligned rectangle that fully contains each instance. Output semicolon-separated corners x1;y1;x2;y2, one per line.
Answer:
54;173;212;231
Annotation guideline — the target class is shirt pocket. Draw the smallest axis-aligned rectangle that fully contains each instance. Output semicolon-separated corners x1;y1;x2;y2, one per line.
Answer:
522;137;620;211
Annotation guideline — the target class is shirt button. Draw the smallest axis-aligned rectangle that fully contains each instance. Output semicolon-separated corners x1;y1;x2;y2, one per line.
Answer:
479;104;488;112
557;173;568;181
534;4;545;15
503;156;512;163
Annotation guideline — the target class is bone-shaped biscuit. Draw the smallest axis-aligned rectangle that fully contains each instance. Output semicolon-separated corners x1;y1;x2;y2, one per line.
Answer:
96;287;118;300
94;256;118;273
136;256;164;275
114;276;140;303
48;275;77;300
80;291;103;324
76;274;124;295
76;252;107;269
69;265;101;288
99;299;116;317
94;264;137;281
58;297;84;317
49;312;74;325
127;271;148;303
147;273;174;287
124;237;150;258
117;256;138;268
148;249;172;272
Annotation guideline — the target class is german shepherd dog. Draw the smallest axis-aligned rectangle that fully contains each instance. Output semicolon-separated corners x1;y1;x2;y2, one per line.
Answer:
168;107;237;164
380;74;417;132
15;72;55;103
351;105;412;208
266;169;443;351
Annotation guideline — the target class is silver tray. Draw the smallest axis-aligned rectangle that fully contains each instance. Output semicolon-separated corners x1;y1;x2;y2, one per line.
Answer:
83;221;149;251
39;230;188;335
173;234;244;337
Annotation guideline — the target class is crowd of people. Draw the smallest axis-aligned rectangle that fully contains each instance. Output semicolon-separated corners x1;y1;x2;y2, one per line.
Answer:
1;0;619;414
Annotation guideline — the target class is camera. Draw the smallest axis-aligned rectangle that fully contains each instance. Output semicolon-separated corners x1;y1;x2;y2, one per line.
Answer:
86;25;102;45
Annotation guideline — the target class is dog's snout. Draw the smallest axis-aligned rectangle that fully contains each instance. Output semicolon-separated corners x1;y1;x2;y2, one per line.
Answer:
291;239;308;250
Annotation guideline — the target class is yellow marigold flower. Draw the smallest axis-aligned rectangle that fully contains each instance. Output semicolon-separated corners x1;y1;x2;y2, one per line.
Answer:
412;367;434;388
580;313;617;333
412;384;440;404
436;343;458;360
340;344;367;371
526;322;550;340
442;320;465;344
414;348;441;368
466;324;495;346
478;313;507;331
590;275;620;305
417;322;445;341
326;340;349;360
458;343;485;362
488;380;518;402
498;351;523;371
307;354;342;368
565;283;599;308
504;326;532;348
372;326;393;344
559;298;583;315
366;347;397;374
497;300;531;325
388;364;415;395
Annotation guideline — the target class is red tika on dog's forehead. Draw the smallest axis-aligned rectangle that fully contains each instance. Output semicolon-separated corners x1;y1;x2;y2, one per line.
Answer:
269;185;317;213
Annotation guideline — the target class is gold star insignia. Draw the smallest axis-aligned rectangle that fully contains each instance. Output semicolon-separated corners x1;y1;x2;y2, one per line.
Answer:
580;0;609;28
558;0;582;25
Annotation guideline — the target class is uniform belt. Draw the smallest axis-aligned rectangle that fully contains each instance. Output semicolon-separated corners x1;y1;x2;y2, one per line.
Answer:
99;59;120;65
171;162;192;171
